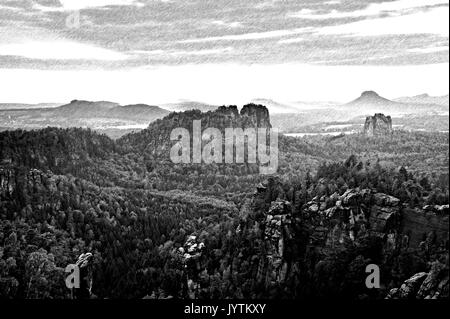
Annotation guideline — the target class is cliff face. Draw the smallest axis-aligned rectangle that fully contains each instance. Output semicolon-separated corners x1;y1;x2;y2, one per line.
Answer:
258;200;295;286
299;187;402;250
117;104;272;159
250;178;449;294
364;113;393;136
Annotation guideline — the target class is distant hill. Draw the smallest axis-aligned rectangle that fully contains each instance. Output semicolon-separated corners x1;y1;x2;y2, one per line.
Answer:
56;100;168;120
250;98;301;114
394;93;449;107
0;102;62;110
346;91;396;106
0;100;170;138
56;100;121;117
162;101;218;112
342;91;447;115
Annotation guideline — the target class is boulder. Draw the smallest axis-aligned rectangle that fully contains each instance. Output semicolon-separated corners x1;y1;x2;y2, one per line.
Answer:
417;262;449;299
386;272;427;299
373;193;400;207
386;261;449;299
268;200;291;216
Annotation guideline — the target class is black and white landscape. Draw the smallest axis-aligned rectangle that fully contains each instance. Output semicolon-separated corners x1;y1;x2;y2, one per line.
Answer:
0;0;448;301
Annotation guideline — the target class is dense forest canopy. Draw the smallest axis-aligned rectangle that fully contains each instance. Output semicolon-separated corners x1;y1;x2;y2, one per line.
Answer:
0;107;448;299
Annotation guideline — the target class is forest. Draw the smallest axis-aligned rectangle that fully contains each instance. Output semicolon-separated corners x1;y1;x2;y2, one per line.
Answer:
0;108;448;299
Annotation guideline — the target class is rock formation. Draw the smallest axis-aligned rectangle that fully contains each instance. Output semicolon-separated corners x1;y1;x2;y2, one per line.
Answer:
240;104;271;128
74;253;94;299
118;104;271;157
364;113;393;136
302;188;401;247
259;200;294;285
179;235;206;299
386;261;449;299
251;179;449;296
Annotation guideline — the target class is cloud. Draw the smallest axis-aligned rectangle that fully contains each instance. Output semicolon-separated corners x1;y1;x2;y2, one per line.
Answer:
0;0;448;70
179;28;312;43
131;47;233;56
210;20;243;29
0;40;127;60
290;0;448;20
34;0;143;11
409;46;449;53
319;7;449;36
278;37;304;44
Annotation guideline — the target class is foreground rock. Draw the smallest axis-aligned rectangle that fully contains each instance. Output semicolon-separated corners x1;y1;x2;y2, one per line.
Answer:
386;261;449;299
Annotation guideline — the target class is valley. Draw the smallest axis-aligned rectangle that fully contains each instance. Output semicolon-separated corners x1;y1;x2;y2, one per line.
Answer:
0;102;448;299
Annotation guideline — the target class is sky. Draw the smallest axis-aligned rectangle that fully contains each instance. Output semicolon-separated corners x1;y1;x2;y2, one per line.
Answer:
0;0;448;105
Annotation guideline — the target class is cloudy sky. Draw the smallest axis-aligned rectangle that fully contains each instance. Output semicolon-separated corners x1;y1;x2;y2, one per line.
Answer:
0;0;448;105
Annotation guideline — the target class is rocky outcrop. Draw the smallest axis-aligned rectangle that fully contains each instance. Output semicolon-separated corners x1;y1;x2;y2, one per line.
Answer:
74;253;94;299
386;272;428;299
259;200;294;285
302;188;400;247
179;235;206;299
253;183;407;288
364;113;393;136
240;104;271;128
251;178;449;297
118;104;272;159
423;204;450;215
386;261;449;299
301;188;449;252
0;168;55;201
0;168;15;198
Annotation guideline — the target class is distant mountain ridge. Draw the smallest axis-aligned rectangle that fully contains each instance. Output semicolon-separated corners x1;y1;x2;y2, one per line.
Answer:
342;90;447;115
56;100;169;120
347;91;398;106
1;91;448;138
0;102;62;110
250;98;301;113
161;101;219;112
0;100;170;138
394;93;449;106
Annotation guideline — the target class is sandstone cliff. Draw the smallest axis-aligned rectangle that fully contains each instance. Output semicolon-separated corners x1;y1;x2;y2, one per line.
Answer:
117;104;272;165
364;113;393;136
248;177;449;295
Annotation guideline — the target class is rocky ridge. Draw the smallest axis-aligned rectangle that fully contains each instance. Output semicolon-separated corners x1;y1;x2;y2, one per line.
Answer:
117;103;272;161
248;177;448;295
